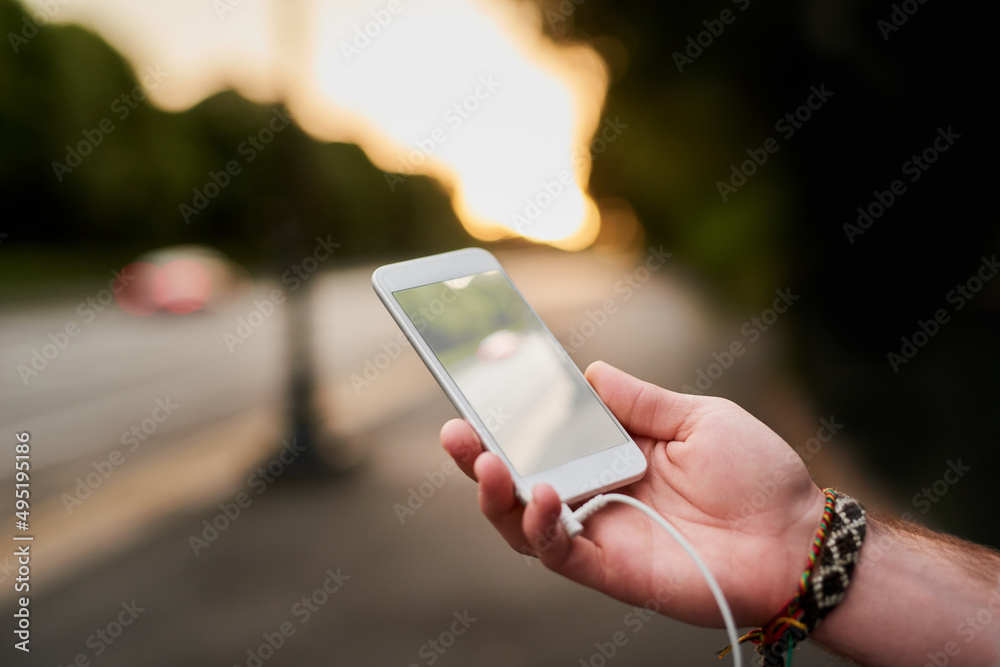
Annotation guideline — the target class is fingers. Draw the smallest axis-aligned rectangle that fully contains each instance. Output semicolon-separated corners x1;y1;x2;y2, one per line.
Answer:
474;453;532;552
522;485;571;563
585;360;697;443
522;484;606;589
441;420;532;553
440;418;481;479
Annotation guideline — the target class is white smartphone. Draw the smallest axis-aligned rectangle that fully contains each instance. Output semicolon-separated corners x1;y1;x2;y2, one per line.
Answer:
372;248;646;505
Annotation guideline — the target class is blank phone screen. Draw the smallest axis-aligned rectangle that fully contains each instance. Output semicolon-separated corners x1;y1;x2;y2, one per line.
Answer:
393;270;628;477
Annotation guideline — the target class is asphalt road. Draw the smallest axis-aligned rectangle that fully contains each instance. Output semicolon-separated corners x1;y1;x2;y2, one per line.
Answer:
0;248;853;666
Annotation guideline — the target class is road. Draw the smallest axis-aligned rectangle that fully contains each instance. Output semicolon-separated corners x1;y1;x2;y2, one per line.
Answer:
0;248;852;666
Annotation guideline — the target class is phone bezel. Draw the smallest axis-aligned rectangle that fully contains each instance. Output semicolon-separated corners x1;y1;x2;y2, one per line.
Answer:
372;247;647;505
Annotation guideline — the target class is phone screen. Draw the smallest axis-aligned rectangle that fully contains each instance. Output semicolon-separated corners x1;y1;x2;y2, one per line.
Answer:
393;269;629;477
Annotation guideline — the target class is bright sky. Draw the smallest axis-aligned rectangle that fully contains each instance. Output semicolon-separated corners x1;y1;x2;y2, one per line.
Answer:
26;0;610;248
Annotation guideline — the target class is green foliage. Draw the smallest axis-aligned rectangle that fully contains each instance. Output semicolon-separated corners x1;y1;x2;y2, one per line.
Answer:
0;0;468;281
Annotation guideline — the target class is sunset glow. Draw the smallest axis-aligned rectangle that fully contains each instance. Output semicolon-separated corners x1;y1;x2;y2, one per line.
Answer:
25;0;610;248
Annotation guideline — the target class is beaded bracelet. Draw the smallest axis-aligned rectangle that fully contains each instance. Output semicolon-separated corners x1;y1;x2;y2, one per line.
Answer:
719;488;867;666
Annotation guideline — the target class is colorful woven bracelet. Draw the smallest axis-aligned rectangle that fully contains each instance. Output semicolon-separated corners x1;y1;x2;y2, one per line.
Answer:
719;488;867;666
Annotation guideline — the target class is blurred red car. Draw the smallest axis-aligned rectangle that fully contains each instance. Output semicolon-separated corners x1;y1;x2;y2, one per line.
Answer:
115;245;247;315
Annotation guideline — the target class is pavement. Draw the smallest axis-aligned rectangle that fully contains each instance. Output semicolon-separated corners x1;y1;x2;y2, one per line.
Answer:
0;247;854;666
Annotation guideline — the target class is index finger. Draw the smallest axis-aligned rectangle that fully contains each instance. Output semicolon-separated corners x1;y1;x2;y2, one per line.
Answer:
440;418;482;480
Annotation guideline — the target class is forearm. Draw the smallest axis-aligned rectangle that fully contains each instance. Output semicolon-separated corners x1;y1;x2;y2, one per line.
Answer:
811;513;1000;666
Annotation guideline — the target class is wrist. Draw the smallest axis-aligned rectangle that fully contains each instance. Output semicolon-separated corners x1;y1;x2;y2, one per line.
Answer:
738;489;868;663
759;484;828;624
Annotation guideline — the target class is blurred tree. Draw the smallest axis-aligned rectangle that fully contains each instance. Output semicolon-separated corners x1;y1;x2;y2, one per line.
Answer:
0;0;469;279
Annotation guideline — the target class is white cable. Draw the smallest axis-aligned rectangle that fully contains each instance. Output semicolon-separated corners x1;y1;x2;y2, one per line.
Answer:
562;494;744;667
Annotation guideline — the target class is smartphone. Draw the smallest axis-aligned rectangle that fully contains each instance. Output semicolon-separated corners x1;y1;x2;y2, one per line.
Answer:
372;248;646;505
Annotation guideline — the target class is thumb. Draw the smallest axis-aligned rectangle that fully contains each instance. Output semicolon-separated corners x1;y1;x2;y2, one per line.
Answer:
584;360;697;442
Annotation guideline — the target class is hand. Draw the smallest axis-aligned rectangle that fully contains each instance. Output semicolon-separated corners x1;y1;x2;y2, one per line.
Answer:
440;361;827;628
